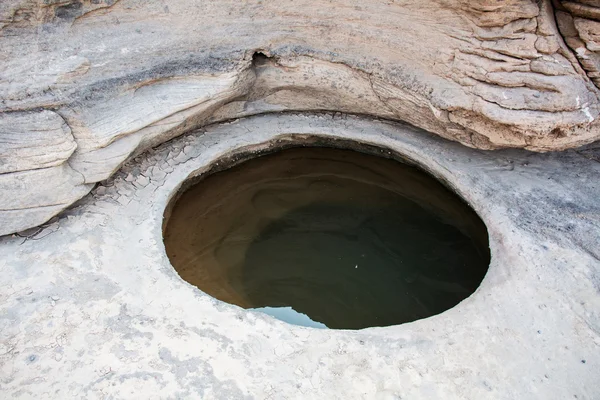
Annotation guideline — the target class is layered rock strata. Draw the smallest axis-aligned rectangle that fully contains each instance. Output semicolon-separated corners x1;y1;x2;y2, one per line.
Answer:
1;0;599;234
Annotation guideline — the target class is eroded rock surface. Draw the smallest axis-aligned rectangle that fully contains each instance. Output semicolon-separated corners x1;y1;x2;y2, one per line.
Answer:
0;110;76;173
0;0;599;234
556;1;600;88
0;110;93;234
1;114;598;399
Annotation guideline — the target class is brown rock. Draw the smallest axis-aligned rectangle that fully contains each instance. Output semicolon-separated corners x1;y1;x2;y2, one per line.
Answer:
0;0;599;235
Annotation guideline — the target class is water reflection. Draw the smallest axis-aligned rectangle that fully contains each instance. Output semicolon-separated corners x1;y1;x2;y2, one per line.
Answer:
164;147;490;329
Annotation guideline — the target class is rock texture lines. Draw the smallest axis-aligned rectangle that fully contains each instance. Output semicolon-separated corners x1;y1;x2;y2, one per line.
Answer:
1;0;600;234
556;0;600;88
1;114;599;399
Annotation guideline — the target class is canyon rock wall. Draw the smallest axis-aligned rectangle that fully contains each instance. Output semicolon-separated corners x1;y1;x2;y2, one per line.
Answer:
1;0;599;235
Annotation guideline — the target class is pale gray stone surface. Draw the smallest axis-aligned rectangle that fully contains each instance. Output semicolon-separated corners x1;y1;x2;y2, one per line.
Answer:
0;163;93;235
1;114;598;399
0;110;76;174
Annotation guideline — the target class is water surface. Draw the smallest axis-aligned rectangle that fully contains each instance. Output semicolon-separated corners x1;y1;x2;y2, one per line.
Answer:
164;147;489;329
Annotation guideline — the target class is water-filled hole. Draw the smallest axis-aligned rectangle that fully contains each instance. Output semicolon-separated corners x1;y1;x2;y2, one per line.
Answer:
164;146;490;330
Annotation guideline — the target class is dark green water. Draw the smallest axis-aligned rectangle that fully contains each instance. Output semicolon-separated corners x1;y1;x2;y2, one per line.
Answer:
164;147;489;330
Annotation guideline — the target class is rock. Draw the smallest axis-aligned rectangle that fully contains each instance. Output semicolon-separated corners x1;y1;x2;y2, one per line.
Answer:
556;1;600;88
63;70;255;182
0;111;76;174
0;110;86;234
1;113;598;399
0;164;93;236
0;0;599;235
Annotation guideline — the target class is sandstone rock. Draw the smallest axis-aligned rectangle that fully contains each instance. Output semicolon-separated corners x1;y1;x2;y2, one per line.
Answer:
0;110;89;235
63;70;255;182
0;110;76;174
1;0;600;234
0;163;93;236
556;1;600;88
1;113;599;399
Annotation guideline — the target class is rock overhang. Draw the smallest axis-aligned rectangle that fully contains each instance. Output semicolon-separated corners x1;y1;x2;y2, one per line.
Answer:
2;0;600;235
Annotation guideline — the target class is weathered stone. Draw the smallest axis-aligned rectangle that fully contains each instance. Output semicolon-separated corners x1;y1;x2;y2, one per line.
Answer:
0;110;76;174
574;18;600;51
556;1;600;88
0;0;599;234
0;114;598;399
0;163;93;235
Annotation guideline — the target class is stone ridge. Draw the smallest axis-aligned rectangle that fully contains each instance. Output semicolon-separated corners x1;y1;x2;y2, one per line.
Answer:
0;0;599;234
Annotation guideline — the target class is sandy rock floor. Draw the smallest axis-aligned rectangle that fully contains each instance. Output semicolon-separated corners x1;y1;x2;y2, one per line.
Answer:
1;113;599;399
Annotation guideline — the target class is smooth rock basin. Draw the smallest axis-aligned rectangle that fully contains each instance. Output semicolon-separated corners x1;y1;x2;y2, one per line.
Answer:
164;148;490;329
1;114;598;399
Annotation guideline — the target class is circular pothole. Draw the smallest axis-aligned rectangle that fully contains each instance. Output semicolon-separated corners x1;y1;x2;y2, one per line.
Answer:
164;146;490;329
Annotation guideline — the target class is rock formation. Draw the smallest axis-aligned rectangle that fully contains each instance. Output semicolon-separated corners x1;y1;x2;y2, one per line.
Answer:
1;0;599;234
